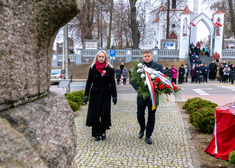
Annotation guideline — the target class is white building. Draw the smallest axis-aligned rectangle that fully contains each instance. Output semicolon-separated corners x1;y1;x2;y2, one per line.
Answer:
138;0;224;58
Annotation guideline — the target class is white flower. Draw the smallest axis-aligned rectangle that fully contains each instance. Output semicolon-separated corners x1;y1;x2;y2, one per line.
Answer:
150;74;155;79
137;68;143;73
144;81;147;85
141;73;145;78
138;63;143;68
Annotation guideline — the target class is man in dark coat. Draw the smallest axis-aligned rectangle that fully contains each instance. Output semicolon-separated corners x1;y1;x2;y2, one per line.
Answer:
209;60;217;80
131;49;163;144
202;64;209;82
195;64;201;83
115;67;121;85
120;62;124;73
178;64;185;84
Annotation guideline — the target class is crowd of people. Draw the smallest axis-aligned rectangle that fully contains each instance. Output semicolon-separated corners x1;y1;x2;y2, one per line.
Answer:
113;44;235;85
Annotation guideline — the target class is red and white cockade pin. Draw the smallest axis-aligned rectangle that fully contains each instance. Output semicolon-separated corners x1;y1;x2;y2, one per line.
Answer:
101;70;106;77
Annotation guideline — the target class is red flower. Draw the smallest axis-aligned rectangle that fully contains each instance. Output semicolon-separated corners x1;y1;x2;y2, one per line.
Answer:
165;84;170;89
161;74;167;78
153;85;158;89
171;83;175;86
155;77;161;82
173;86;177;91
159;84;164;90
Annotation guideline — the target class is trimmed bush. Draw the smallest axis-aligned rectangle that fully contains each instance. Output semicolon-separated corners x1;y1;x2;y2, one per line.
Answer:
65;90;85;111
229;150;235;165
183;97;202;109
190;107;215;133
67;100;79;111
185;98;217;114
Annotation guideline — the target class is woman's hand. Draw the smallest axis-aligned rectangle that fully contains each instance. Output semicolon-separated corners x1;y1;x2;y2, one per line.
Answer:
112;97;117;105
84;96;88;104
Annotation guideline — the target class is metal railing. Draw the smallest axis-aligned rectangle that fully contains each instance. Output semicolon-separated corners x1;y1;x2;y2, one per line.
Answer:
52;49;181;67
222;50;235;59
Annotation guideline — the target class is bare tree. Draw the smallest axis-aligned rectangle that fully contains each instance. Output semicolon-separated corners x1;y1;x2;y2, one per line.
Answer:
107;0;114;49
228;0;235;37
203;0;235;38
166;0;170;39
129;0;140;49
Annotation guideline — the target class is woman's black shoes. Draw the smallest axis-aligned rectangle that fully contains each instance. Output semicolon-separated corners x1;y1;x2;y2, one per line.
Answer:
101;134;106;140
94;136;100;141
94;134;106;141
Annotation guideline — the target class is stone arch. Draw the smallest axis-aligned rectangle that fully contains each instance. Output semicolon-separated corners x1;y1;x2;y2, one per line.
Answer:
191;13;214;55
192;13;214;35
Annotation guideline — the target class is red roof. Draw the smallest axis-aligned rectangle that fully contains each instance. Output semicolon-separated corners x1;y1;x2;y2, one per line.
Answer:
213;10;225;14
181;5;192;14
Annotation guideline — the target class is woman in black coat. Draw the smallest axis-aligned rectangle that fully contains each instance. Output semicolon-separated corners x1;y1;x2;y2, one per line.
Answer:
84;50;117;141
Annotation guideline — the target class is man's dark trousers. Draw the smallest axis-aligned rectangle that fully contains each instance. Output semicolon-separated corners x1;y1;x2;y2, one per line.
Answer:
137;98;156;138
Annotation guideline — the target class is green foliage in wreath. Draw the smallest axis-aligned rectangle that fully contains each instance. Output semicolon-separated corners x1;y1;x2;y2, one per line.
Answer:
130;63;180;101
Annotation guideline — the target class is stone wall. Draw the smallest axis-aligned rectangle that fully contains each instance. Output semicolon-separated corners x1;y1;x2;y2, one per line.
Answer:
0;0;81;111
0;92;77;167
0;1;83;167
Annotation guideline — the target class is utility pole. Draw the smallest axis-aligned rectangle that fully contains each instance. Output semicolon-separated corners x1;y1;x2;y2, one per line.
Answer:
62;27;65;69
64;24;70;93
100;6;103;49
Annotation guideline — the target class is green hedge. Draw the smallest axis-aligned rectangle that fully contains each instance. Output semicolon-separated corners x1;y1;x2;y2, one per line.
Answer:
190;107;215;133
184;97;217;114
183;97;217;133
183;97;202;109
65;90;85;111
229;150;235;165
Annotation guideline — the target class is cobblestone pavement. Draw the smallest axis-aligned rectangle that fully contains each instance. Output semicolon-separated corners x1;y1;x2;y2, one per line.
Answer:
74;97;198;168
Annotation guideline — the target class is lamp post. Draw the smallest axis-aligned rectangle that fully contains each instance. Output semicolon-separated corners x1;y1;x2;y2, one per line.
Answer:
101;7;103;49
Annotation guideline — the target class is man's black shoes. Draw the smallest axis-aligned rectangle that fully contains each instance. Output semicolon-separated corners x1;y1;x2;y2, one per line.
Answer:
146;137;152;144
94;136;100;141
101;134;106;140
138;131;144;138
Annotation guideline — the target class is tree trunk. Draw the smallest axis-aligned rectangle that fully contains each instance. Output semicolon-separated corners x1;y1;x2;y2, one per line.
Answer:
228;0;235;37
166;0;170;39
85;0;92;39
107;0;113;49
129;0;140;49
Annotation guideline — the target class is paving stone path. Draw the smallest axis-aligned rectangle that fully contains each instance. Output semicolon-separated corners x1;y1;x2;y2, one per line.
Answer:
74;98;198;168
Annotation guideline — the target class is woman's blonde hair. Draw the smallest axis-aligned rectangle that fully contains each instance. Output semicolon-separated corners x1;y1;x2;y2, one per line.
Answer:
90;50;113;68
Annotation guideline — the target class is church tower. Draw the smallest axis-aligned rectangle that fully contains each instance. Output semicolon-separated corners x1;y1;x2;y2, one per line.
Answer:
190;0;199;44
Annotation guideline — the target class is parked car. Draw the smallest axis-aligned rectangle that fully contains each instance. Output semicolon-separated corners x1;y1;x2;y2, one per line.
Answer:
50;69;66;84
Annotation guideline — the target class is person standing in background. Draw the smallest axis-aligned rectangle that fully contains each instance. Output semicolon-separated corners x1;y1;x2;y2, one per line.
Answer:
122;67;128;85
115;67;121;85
178;64;185;84
120;62;125;73
172;66;177;84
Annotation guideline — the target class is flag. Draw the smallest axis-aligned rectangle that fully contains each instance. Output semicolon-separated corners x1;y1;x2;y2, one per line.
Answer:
188;25;191;30
215;21;222;27
190;22;196;27
145;71;156;110
213;23;217;27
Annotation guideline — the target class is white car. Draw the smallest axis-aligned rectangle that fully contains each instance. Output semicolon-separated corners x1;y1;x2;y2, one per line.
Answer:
50;69;66;84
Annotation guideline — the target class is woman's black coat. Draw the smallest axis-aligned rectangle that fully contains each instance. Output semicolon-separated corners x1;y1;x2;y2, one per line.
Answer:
85;65;117;129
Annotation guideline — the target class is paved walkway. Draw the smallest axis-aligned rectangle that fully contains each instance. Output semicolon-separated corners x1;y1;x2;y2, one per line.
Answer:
74;94;199;168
